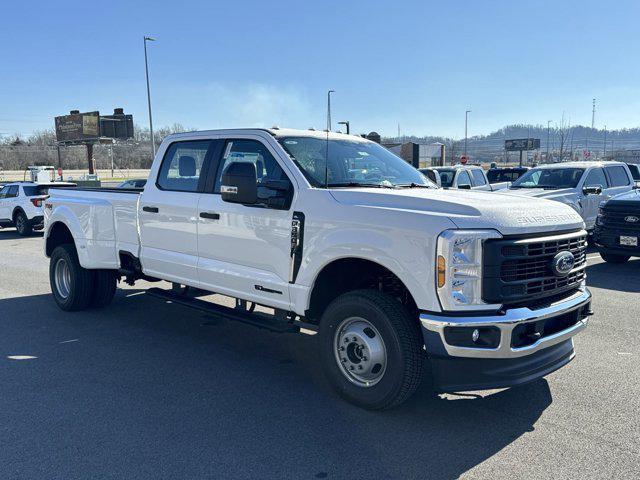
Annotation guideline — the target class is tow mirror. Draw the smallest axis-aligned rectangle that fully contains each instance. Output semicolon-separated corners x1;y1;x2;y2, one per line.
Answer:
458;184;472;190
582;185;602;195
221;162;258;204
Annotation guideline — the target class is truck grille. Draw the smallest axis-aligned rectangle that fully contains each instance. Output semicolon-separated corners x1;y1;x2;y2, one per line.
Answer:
483;231;587;306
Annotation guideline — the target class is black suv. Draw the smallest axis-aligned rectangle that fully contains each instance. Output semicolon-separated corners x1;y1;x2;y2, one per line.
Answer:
594;188;640;263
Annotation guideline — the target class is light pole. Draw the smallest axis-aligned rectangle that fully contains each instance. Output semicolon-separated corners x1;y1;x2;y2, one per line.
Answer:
337;121;350;134
546;120;551;161
327;90;335;131
144;36;156;158
464;110;471;157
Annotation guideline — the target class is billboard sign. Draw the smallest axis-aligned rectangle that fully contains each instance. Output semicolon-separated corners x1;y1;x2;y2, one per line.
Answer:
505;138;540;151
55;111;100;142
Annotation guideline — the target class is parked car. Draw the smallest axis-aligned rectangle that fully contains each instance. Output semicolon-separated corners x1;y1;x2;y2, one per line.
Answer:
424;165;509;191
503;161;635;233
117;179;147;189
0;182;74;236
594;188;640;263
44;128;591;409
487;167;529;184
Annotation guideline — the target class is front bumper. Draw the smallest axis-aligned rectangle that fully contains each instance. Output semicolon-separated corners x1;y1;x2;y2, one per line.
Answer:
419;287;592;391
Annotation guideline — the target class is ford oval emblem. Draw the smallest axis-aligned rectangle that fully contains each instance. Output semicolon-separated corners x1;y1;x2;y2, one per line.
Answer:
551;251;575;277
625;215;639;223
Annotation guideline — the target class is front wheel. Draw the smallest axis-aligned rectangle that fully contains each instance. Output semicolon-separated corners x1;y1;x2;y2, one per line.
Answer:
14;211;33;236
319;290;425;410
600;252;630;263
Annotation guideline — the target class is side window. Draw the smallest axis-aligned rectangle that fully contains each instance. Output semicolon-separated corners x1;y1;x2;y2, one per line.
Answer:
584;168;608;188
157;140;211;192
605;166;630;187
457;170;471;187
471;169;487;186
7;186;19;198
0;186;9;199
215;139;291;206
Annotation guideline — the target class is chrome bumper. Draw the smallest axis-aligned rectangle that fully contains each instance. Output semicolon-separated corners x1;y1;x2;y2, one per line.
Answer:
420;288;591;359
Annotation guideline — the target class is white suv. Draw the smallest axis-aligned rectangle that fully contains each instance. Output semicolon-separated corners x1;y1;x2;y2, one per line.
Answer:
0;182;72;236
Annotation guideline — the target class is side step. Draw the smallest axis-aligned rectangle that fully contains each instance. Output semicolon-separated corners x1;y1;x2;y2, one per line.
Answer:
146;287;314;334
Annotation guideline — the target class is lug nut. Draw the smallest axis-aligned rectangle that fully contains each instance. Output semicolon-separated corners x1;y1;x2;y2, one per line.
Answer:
358;365;363;370
344;338;349;344
339;346;345;351
362;356;368;361
349;365;354;370
352;337;357;342
341;357;347;362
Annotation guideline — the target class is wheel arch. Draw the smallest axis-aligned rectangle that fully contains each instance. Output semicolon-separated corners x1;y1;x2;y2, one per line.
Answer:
305;257;419;322
46;221;76;257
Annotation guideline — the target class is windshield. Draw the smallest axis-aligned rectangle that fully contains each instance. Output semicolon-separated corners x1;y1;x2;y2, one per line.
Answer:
435;169;455;188
278;137;435;188
511;167;585;189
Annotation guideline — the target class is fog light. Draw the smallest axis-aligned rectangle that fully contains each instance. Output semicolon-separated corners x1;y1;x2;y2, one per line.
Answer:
472;329;480;343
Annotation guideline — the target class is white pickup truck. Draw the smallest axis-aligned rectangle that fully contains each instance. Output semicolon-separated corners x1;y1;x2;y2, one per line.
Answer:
44;128;592;409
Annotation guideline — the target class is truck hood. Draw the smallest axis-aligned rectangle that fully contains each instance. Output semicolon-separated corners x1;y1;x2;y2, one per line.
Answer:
330;188;584;236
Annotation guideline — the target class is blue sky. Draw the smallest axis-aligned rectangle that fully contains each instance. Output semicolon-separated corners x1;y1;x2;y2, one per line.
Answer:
1;0;639;139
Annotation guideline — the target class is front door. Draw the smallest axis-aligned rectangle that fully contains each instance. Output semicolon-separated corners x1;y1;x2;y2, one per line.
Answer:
197;137;295;310
138;139;213;286
581;167;608;229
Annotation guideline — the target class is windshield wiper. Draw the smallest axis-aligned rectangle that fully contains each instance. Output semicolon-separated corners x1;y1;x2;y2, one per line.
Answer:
327;182;395;188
396;183;433;189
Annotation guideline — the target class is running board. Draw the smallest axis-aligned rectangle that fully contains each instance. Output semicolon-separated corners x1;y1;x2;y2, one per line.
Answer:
146;287;314;334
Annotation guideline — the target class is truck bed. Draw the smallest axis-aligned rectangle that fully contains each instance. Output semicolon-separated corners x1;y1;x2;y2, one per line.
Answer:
46;187;142;269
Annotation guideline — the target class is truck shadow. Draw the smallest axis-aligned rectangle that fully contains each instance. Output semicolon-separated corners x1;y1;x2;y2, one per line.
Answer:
0;290;552;480
586;258;640;293
0;229;43;240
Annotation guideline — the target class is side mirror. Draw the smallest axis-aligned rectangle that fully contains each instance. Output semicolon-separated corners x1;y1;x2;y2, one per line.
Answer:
583;185;602;195
634;181;640;189
458;184;472;190
221;162;258;204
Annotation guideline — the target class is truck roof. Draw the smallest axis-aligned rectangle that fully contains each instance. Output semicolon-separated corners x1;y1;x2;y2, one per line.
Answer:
163;127;369;143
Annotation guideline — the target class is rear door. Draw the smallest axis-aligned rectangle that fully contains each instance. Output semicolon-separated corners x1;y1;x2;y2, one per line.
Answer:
0;186;11;221
138;139;214;286
581;167;608;229
455;170;472;189
604;165;633;200
196;136;296;310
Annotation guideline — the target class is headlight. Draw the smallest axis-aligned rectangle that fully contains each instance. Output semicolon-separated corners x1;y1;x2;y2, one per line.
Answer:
436;229;502;311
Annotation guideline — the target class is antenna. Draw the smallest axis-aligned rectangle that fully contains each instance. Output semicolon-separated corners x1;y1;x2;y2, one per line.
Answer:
325;90;335;188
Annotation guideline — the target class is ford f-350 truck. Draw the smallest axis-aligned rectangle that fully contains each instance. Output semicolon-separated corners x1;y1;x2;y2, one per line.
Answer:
44;128;592;409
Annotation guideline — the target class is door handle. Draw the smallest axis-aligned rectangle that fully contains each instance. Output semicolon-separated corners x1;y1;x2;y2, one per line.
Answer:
143;206;159;213
200;212;220;220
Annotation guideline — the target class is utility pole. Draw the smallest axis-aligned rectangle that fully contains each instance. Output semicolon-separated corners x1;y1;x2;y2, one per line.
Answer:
603;125;607;157
546;120;551;161
326;90;335;131
464;110;471;157
144;36;156;158
398;123;401;141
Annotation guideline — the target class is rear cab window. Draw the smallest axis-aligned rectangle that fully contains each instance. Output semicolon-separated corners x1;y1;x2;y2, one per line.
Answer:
605;166;631;187
456;170;471;186
470;169;487;186
157;140;212;192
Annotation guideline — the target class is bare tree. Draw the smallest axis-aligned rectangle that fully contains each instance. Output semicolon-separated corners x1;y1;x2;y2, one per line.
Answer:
555;113;572;162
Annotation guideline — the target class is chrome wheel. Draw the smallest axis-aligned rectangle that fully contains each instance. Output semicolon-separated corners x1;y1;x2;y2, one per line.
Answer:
334;317;387;387
54;258;72;299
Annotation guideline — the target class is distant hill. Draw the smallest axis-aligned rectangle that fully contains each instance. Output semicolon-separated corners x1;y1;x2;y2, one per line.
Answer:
383;124;640;163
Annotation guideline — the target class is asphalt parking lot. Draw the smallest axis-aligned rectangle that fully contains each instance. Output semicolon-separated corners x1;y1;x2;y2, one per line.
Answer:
0;229;638;480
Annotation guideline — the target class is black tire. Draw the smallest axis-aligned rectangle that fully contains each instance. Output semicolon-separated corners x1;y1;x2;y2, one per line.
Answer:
49;244;94;311
90;270;118;308
14;210;33;236
600;252;630;263
319;289;425;410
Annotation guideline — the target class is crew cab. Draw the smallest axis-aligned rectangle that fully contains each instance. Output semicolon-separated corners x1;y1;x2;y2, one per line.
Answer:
44;128;592;409
594;188;640;263
503;161;635;232
0;182;74;236
423;165;509;191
